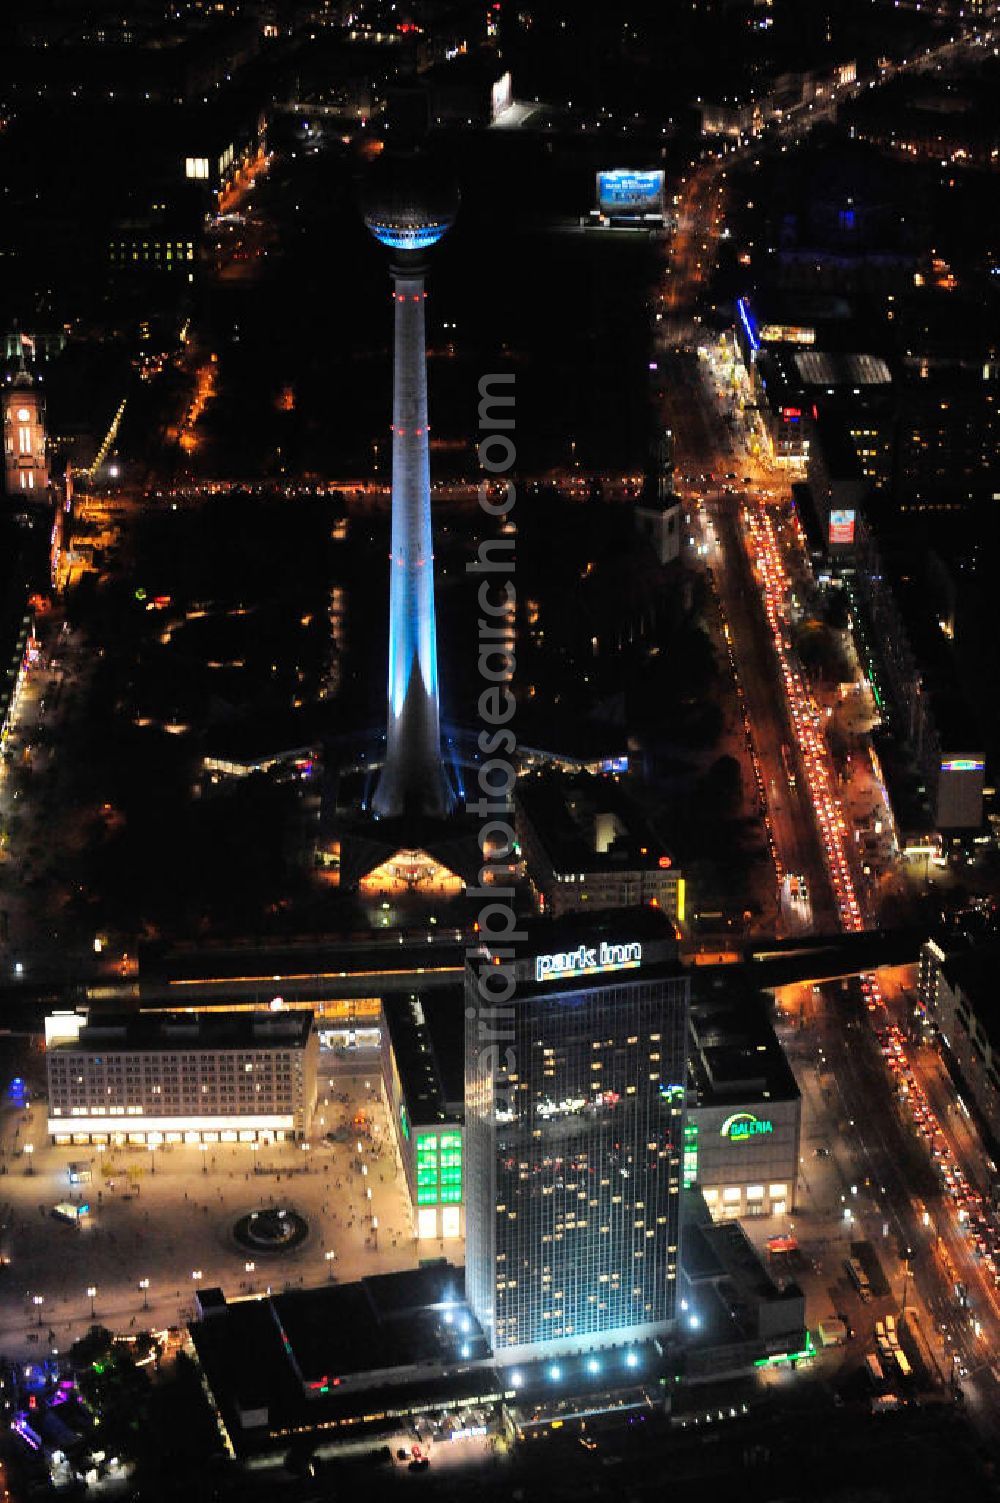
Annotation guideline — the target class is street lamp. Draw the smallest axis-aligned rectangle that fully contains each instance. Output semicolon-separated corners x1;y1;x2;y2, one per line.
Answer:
148;1144;156;1176
139;1278;149;1311
23;1143;33;1175
87;1286;97;1319
200;1143;208;1174
192;1269;203;1282
324;1250;336;1281
32;1295;44;1326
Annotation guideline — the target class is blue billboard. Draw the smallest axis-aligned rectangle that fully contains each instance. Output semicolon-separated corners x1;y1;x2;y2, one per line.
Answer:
597;170;664;216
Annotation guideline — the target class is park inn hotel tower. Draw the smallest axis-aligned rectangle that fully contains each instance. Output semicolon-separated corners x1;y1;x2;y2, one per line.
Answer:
464;908;690;1364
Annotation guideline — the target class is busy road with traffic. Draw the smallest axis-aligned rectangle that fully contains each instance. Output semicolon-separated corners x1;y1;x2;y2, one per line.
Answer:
655;107;1000;1440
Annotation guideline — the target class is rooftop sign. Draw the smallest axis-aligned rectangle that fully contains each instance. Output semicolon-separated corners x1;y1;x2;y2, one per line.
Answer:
535;941;642;983
720;1111;774;1142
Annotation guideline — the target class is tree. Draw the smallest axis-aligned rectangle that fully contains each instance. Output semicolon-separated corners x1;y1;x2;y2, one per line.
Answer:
702;754;743;817
68;1325;114;1371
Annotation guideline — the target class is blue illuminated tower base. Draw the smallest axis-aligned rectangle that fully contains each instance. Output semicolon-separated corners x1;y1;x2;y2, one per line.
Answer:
363;157;458;820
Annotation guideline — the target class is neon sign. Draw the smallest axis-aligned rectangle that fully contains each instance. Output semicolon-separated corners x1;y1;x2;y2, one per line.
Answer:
720;1112;773;1141
829;509;856;546
535;941;642;983
941;758;984;773
737;297;760;354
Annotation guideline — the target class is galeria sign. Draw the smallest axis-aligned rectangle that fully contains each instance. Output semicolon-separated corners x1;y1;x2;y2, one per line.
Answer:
720;1112;774;1141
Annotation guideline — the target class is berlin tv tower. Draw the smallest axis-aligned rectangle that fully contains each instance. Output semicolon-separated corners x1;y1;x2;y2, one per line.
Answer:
362;150;458;820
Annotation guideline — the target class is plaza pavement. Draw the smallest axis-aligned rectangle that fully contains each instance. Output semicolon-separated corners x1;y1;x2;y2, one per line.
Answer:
0;1057;453;1360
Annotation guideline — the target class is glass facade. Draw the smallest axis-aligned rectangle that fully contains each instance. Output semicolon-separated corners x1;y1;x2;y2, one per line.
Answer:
415;1130;463;1207
465;966;689;1360
682;1121;699;1189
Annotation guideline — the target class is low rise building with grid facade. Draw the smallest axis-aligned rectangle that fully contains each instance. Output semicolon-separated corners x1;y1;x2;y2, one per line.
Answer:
44;1008;318;1145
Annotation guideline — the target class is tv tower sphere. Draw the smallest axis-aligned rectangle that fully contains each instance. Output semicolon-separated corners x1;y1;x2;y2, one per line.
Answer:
362;152;459;256
363;151;459;820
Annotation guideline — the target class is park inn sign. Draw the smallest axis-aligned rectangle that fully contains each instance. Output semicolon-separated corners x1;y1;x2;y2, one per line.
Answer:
535;941;642;983
720;1112;774;1142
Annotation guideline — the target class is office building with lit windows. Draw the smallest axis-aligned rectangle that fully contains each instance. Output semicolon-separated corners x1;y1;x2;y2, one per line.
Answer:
44;1009;318;1145
464;907;689;1364
515;771;685;926
918;939;1000;1146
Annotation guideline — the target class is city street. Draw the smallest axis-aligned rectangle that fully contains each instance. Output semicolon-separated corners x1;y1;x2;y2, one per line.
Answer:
652;121;1000;1444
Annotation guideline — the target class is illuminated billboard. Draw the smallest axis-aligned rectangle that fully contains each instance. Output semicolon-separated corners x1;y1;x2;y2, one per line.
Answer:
759;323;816;346
596;170;665;216
829;509;856;546
491;70;512;123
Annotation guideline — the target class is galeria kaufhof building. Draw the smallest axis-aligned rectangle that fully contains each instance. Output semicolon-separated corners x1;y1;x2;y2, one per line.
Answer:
685;973;801;1222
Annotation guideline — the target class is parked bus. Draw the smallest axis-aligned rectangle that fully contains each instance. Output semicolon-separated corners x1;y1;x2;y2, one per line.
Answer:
844;1258;871;1301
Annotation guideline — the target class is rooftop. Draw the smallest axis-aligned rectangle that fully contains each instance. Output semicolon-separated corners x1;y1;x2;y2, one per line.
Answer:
382;991;464;1125
688;972;799;1108
793;351;892;388
45;1008;313;1054
515;771;676;876
190;1263;498;1455
475;903;681;972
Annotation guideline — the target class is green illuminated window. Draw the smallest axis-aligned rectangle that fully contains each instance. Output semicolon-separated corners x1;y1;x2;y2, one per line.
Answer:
682;1121;698;1189
413;1131;461;1208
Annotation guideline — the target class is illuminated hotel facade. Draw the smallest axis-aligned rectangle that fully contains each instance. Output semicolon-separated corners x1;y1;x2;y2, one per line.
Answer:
464;910;689;1363
44;1009;318;1146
